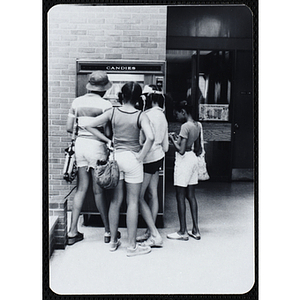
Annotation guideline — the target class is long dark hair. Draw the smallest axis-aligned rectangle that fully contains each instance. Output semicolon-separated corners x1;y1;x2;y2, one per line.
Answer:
120;82;142;106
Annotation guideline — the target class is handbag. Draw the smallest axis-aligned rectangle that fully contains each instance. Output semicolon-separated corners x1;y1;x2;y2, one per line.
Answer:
197;155;210;181
197;122;210;181
63;109;78;183
94;150;119;189
94;108;120;189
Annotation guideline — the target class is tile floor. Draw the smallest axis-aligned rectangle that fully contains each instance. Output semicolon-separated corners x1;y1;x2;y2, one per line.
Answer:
49;181;255;295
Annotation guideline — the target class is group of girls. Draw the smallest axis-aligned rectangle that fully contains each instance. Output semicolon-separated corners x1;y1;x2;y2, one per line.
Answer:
67;76;203;257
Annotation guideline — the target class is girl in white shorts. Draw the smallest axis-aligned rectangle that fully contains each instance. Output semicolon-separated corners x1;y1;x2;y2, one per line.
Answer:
167;101;203;241
66;71;113;246
85;82;155;257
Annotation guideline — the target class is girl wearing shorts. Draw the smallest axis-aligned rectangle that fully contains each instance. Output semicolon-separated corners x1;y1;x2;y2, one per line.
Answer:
167;101;202;241
85;82;154;257
137;86;169;247
66;71;113;246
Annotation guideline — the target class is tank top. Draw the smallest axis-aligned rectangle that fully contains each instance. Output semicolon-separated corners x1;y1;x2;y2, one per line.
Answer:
112;107;142;153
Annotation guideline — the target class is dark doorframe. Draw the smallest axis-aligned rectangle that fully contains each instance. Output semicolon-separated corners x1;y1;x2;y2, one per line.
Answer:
231;50;254;180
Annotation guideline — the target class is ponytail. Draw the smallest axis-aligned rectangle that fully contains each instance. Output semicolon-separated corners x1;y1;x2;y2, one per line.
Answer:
121;82;142;105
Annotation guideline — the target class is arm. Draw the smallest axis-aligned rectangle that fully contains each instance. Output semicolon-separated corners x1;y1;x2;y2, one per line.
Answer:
139;129;146;145
137;113;154;162
84;109;113;147
162;128;169;153
84;108;112;135
66;115;75;134
169;134;187;155
67;105;77;134
85;126;112;145
86;108;112;128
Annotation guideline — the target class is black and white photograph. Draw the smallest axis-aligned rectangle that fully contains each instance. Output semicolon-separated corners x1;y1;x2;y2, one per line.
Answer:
45;2;257;298
5;1;300;299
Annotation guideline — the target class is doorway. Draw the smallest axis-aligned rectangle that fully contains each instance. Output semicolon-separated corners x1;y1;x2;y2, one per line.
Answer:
166;49;233;181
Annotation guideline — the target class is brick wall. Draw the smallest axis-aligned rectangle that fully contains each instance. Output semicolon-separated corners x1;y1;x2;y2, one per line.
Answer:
48;5;167;205
49;197;67;249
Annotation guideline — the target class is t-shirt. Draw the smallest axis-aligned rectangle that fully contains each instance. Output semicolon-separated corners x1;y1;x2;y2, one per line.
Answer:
69;93;112;139
179;121;200;151
143;107;168;163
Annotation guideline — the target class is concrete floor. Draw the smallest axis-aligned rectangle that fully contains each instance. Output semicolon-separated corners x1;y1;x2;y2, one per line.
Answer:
49;181;254;295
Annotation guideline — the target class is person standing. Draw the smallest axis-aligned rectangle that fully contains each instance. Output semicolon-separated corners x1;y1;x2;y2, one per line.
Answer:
66;71;113;245
137;86;168;247
167;101;202;241
85;82;155;257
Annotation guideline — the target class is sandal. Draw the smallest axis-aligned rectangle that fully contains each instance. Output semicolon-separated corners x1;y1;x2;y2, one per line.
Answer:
67;232;84;245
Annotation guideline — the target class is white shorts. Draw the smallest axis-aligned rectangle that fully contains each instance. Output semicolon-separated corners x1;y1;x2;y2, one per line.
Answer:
174;151;198;187
75;137;108;171
113;150;143;184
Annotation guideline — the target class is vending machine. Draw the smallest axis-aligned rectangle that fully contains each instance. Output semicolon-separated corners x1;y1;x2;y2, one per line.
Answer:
76;59;166;227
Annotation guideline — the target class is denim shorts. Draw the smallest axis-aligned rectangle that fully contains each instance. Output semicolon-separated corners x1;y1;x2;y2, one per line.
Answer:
75;137;108;171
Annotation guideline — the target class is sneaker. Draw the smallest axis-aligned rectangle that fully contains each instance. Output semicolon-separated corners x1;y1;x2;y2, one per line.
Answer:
167;231;189;241
143;234;163;247
136;231;150;242
188;230;201;240
109;240;121;252
104;231;121;243
126;243;151;257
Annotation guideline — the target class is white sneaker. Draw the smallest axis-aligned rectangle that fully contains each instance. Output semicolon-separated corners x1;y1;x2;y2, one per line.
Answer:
167;231;189;241
136;231;150;242
109;240;121;252
143;235;163;247
127;243;151;257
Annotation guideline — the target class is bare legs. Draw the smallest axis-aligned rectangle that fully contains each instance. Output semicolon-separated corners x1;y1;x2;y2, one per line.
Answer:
126;182;142;248
68;167;89;237
175;186;187;235
186;185;200;234
108;180;124;244
68;167;110;237
91;168;110;233
139;172;160;238
109;180;144;249
175;184;200;235
147;172;159;223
